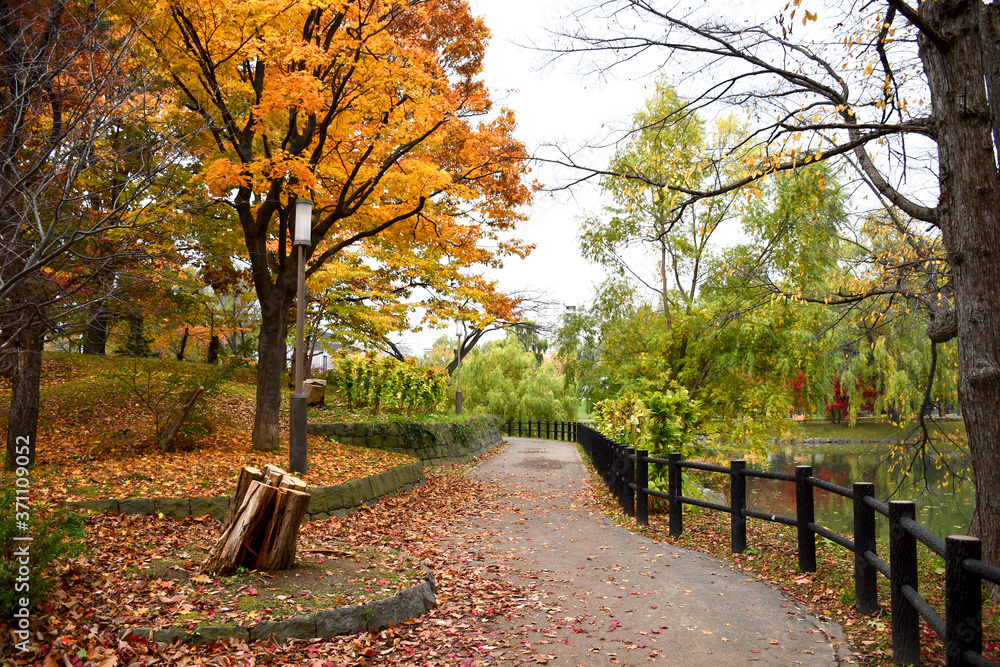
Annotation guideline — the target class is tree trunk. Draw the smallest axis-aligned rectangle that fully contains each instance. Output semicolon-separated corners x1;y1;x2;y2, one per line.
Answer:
157;384;204;451
252;293;291;451
176;326;189;361
206;334;220;364
660;239;672;329
919;1;1000;567
125;312;150;357
5;322;42;469
82;304;110;355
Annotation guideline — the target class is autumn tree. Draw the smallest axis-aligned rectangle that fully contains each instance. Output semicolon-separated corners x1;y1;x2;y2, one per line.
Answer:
0;0;189;468
135;0;533;451
548;0;1000;563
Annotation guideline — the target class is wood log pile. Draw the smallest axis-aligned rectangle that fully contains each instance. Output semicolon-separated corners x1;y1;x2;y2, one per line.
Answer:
203;465;311;576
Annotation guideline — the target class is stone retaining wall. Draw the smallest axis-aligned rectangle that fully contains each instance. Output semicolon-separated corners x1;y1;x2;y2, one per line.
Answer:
71;460;425;522
121;560;437;645
308;415;503;465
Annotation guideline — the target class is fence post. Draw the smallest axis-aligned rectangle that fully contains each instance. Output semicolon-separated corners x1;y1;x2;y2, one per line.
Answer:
517;420;522;437
795;466;816;572
547;421;551;439
853;482;878;615
946;535;982;667
602;435;615;490
730;460;746;553
612;439;622;502
636;449;649;527
889;500;920;666
624;447;636;517
668;452;683;537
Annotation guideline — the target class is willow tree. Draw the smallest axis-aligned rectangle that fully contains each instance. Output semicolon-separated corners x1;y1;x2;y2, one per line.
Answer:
548;0;1000;564
135;0;533;450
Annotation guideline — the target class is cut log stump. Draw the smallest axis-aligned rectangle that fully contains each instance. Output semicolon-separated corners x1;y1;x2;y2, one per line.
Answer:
204;465;311;576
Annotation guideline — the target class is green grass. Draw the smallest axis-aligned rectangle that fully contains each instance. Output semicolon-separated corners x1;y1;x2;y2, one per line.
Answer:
788;417;966;442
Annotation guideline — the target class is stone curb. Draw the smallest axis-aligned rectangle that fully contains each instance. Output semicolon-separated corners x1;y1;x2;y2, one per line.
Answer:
308;415;504;465
70;460;426;522
119;560;437;646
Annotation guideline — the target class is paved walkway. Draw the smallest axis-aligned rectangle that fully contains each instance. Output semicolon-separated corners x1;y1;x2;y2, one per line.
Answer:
461;437;848;666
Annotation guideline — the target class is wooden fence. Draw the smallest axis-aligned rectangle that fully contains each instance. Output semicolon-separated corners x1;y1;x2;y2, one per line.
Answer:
504;420;998;667
503;420;578;442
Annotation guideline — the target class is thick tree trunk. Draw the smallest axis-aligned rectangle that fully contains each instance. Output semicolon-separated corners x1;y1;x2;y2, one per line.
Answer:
919;1;1000;566
206;334;220;364
125;312;150;357
5;322;42;469
252;294;291;451
82;305;110;355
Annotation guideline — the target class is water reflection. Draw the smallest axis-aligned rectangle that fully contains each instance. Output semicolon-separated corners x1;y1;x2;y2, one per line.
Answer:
746;443;974;540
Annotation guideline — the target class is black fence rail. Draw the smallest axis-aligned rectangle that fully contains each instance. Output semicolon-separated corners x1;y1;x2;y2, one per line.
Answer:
576;423;998;667
503;420;578;443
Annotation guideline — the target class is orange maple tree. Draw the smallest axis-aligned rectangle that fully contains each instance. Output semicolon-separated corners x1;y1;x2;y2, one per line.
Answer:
130;0;534;450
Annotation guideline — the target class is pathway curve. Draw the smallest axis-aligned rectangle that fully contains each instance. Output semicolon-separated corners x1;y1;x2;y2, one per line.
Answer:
458;436;849;666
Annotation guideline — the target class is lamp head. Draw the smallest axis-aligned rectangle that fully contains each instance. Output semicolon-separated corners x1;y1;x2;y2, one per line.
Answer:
294;198;313;247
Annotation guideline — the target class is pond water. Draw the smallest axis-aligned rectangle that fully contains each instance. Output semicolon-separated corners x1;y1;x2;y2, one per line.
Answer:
743;442;975;541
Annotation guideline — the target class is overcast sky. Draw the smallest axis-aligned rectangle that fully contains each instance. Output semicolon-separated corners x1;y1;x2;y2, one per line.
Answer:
398;0;660;354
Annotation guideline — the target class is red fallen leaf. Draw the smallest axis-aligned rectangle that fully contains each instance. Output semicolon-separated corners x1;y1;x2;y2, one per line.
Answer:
247;588;258;595
651;604;658;609
751;649;761;653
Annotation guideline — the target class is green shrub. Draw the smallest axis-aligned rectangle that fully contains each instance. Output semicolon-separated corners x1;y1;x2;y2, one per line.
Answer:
0;484;86;616
594;388;702;493
325;352;449;414
593;388;701;455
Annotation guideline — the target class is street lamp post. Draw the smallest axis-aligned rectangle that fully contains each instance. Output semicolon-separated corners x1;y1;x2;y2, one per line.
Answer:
290;197;312;474
455;319;465;414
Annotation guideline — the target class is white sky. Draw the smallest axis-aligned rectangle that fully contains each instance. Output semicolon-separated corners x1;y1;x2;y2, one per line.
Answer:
398;0;659;355
390;0;939;357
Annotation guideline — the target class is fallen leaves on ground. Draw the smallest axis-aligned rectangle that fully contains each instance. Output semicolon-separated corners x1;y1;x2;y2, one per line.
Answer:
581;454;1000;667
0;354;416;503
40;435;415;502
3;459;541;666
